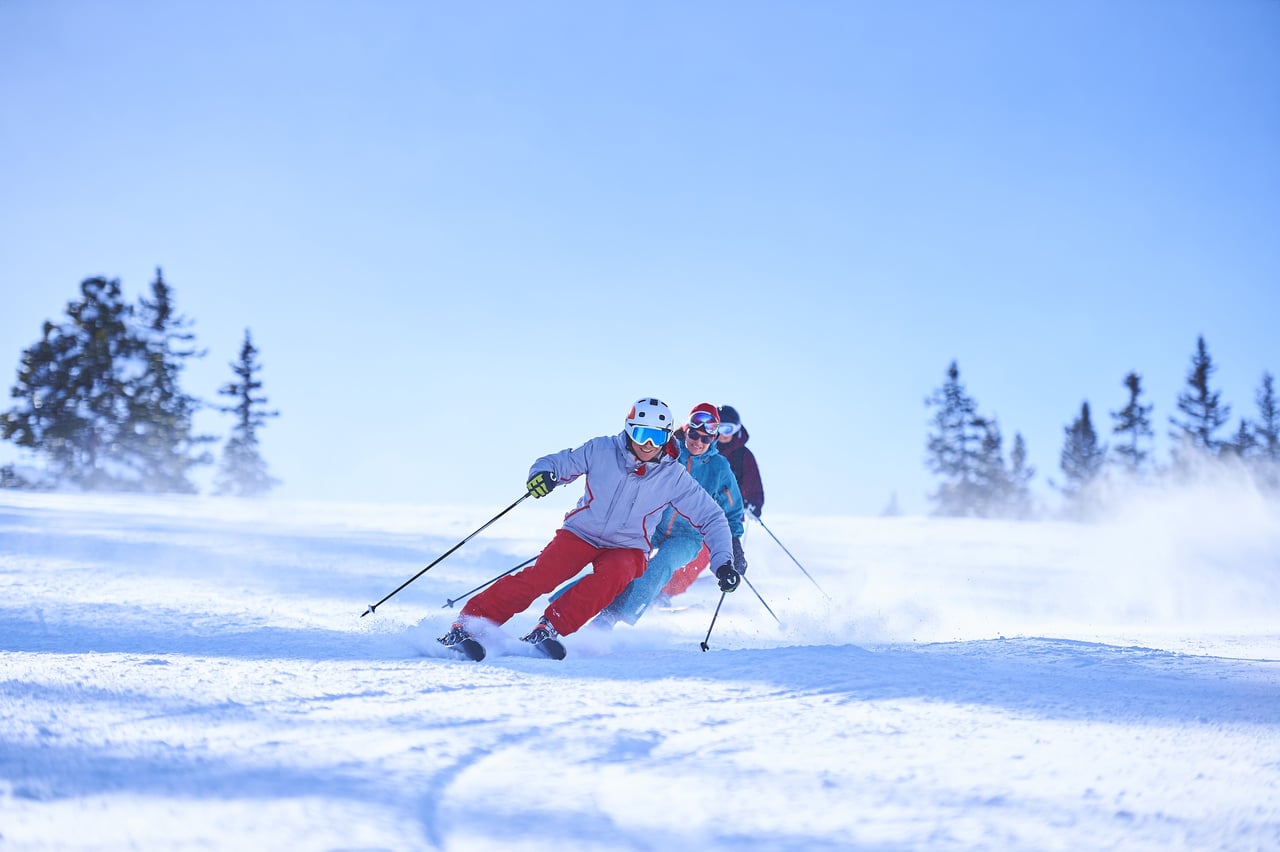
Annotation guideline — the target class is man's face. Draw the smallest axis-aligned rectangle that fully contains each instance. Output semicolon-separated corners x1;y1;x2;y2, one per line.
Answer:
630;438;664;462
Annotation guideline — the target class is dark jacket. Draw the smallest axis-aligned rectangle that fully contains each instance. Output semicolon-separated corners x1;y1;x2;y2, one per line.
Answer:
718;425;764;516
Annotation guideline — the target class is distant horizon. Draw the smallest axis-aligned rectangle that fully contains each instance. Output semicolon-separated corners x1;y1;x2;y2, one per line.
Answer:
2;432;1274;531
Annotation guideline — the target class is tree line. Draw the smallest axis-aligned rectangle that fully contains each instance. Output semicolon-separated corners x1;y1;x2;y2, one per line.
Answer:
1;270;279;497
925;336;1279;519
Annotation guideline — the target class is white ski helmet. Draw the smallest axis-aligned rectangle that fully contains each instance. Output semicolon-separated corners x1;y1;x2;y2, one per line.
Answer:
624;397;674;446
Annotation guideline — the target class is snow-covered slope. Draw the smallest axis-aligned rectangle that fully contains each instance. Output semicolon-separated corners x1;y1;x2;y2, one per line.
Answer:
1;489;1277;850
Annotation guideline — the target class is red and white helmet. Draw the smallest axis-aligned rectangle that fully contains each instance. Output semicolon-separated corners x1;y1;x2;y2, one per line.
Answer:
624;397;674;447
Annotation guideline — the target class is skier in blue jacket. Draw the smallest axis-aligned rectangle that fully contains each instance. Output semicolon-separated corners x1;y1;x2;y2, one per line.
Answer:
440;397;741;658
595;402;748;626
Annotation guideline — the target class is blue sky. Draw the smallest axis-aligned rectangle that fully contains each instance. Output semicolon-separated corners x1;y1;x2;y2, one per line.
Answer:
2;1;1277;516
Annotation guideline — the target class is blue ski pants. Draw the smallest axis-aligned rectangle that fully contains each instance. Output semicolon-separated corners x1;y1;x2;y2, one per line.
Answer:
603;533;705;625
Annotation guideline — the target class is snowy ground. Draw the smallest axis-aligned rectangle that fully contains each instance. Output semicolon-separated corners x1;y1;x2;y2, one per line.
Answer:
1;486;1278;851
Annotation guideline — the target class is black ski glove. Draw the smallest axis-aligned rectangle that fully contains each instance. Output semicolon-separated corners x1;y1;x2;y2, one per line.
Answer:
716;562;740;593
732;536;747;576
746;502;760;519
526;471;557;498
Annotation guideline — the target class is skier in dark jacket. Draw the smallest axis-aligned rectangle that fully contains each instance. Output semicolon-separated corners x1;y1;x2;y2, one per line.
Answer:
439;397;741;660
716;404;765;518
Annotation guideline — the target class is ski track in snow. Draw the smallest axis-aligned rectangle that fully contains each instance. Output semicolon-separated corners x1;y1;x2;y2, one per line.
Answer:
0;491;1278;851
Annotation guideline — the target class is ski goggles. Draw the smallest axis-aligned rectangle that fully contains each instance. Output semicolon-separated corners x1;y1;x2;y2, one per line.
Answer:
626;423;671;448
687;410;720;435
717;422;741;437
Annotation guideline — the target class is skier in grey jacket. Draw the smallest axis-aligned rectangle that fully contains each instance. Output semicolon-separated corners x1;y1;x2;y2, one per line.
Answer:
446;398;740;652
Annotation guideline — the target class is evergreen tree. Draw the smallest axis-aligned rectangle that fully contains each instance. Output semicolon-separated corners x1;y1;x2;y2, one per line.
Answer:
124;269;216;492
1169;336;1231;456
1006;432;1036;519
924;362;1033;518
214;329;279;497
3;320;76;475
0;464;31;489
1110;371;1154;475
1250;372;1279;492
925;361;983;516
936;411;1035;519
926;360;1024;514
1222;420;1256;458
1253;372;1279;463
2;277;140;489
973;416;1011;517
1060;401;1107;499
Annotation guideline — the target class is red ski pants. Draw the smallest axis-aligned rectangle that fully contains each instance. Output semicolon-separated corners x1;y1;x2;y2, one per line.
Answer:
460;529;647;636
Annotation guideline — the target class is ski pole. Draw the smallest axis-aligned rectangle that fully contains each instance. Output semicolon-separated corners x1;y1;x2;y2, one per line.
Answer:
747;511;831;599
700;592;727;652
361;492;532;617
741;573;781;624
442;555;538;608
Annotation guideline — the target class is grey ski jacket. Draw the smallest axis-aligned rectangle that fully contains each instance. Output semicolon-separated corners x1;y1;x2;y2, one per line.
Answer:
529;432;734;570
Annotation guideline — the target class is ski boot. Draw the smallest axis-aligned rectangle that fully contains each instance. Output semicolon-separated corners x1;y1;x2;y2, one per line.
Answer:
521;617;567;660
438;621;485;661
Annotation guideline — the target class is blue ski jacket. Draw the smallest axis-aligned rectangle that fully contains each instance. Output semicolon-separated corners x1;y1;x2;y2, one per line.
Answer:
529;432;734;571
654;431;745;543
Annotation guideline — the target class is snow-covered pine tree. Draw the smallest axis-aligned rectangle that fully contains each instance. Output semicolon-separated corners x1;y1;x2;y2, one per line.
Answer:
1110;371;1154;477
1168;336;1231;458
125;269;215;493
214;329;279;497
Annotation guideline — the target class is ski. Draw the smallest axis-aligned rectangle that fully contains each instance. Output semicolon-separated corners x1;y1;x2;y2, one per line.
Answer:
441;636;486;661
530;636;567;660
